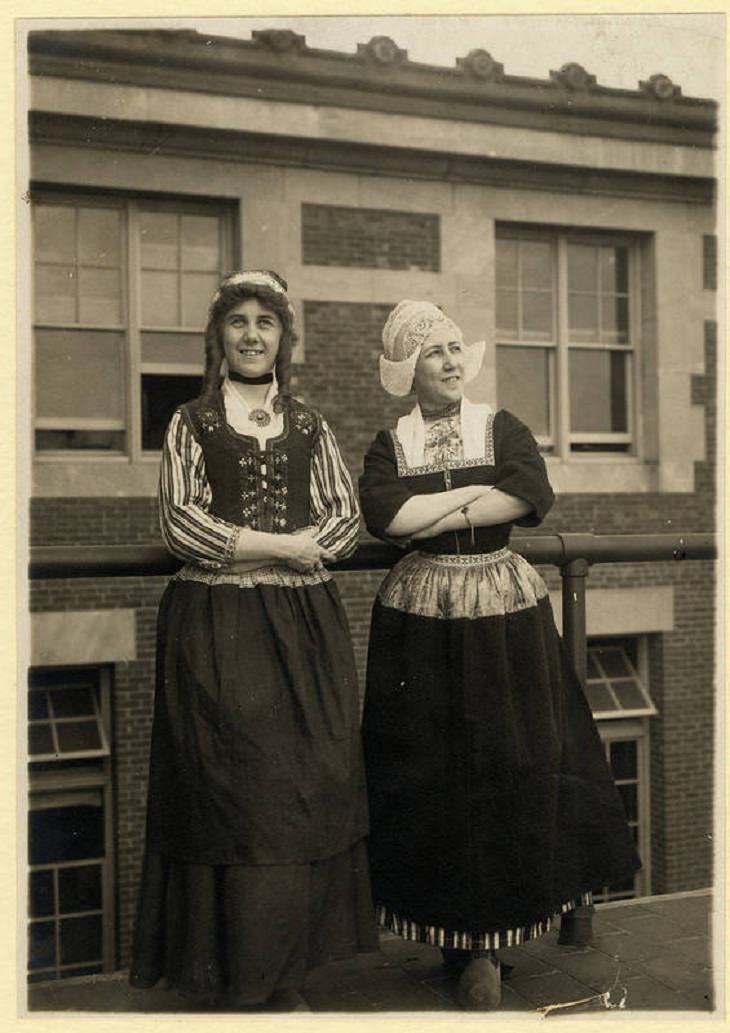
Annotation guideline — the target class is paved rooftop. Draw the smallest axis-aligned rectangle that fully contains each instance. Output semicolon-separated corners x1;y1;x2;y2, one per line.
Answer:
27;889;714;1015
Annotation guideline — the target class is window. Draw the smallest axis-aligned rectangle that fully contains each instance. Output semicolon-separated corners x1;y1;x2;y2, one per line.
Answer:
495;227;641;457
32;192;236;457
584;639;655;902
27;667;115;983
584;642;656;720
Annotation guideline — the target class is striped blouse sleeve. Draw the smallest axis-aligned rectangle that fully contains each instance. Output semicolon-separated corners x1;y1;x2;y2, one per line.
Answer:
310;418;361;560
158;410;240;569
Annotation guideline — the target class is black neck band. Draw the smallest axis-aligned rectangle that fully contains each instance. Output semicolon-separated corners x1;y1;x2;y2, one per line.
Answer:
228;370;274;385
421;400;461;421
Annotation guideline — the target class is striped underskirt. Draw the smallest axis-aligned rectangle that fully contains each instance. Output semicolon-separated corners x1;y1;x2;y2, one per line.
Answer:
376;892;594;951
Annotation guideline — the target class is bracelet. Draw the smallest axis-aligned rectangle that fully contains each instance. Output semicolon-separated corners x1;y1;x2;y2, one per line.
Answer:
460;504;476;546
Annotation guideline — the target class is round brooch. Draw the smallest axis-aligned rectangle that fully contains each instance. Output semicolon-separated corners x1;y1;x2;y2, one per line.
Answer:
249;409;272;429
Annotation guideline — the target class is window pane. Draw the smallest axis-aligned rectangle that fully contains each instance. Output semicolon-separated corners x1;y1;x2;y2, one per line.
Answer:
181;272;219;327
568;292;599;342
59;915;102;965
49;686;95;718
569;349;628;433
56;721;102;754
617;783;638;822
568;243;598;293
181;215;220;271
610;739;638;779
496;239;518;287
35;329;125;422
28;921;56;970
141;374;201;451
521;291;553;339
612;682;647;711
34;265;76;323
520;241;552;289
141;271;179;326
59;865;102;914
601;296;629;344
77;208;121;268
29;801;104;866
586;652;602;680
35;430;125;452
78;268;122;325
600;246;629;294
140;211;178;269
496;346;550;437
34;205;76;264
29;691;50;720
609;874;636;894
29;724;55;757
596;648;631;678
142;332;204;367
496;289;518;337
583;683;617;713
30;871;55;918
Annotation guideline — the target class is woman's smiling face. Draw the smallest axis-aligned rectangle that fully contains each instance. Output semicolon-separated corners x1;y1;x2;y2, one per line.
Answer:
221;298;282;378
412;333;465;409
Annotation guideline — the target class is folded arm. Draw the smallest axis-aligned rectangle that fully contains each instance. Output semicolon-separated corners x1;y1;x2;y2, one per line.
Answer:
411;488;531;539
385;483;494;537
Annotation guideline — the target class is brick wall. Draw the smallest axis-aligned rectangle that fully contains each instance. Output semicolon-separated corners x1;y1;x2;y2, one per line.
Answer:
301;204;440;271
294;300;412;479
28;313;717;964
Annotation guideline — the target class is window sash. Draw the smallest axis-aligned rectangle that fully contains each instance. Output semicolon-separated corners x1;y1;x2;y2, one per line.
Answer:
594;719;651;901
495;228;641;460
32;191;235;459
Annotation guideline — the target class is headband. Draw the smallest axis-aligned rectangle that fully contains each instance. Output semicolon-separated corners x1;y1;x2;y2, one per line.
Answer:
210;271;295;318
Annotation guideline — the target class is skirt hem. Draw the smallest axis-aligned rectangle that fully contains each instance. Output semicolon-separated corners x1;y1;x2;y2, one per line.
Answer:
375;891;594;950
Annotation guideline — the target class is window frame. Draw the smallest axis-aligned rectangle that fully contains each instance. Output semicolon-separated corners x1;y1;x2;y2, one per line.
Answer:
495;224;644;461
588;636;654;902
595;717;652;901
31;189;237;462
27;666;116;983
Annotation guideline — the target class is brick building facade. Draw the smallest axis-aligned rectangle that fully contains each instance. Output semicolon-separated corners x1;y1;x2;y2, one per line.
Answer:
25;29;717;979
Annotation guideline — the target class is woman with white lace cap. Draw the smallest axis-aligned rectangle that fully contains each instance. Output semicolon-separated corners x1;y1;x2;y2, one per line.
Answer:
359;299;640;1010
130;270;376;1011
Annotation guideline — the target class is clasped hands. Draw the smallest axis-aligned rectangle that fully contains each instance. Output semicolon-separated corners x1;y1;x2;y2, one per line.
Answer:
226;526;334;575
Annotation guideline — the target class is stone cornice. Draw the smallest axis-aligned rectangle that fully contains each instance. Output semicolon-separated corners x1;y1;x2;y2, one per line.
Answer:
27;29;717;150
29;112;715;206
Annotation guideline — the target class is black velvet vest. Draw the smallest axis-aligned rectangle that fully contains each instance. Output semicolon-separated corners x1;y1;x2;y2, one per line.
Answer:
181;392;321;533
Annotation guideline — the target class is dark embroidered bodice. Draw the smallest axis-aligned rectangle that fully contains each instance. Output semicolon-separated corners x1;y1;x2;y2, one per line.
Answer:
359;408;555;556
181;392;321;533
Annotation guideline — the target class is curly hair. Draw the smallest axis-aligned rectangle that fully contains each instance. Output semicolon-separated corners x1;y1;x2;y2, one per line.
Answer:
200;270;297;406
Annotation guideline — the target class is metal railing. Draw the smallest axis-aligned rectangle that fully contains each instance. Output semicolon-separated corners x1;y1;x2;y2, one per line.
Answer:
29;532;716;686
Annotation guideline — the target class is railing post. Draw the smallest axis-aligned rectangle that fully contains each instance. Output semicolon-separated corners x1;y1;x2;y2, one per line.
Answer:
560;557;589;688
558;553;595;945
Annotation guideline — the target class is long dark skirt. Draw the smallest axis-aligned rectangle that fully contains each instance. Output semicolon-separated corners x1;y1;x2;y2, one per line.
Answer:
131;574;376;1004
130;842;377;1006
362;549;641;949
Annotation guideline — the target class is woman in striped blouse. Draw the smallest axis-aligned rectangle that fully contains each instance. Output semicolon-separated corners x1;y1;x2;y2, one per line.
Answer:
129;271;376;1010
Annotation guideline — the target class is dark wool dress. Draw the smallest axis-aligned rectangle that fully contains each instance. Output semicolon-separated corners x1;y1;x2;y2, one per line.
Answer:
130;392;376;1006
359;405;641;949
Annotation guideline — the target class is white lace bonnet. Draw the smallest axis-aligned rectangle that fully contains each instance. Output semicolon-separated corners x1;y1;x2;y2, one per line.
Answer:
379;300;485;396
